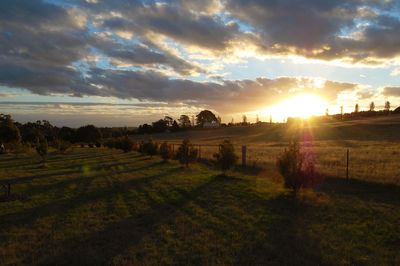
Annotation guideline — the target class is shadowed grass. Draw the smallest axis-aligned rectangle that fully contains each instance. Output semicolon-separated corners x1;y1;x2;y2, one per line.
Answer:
0;148;399;265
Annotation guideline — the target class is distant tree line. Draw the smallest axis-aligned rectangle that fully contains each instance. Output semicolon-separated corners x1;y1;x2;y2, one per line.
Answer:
137;110;222;134
324;101;396;121
0;114;135;153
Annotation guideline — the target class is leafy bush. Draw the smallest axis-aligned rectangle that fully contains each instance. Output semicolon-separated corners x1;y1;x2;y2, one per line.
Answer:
213;139;238;171
139;138;158;158
36;136;48;162
176;139;198;167
159;142;173;161
104;136;137;152
276;140;323;195
118;136;137;152
52;138;71;153
58;140;72;152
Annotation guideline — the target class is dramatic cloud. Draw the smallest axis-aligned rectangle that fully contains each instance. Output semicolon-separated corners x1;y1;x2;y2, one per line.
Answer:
225;0;400;64
0;0;399;126
82;67;359;113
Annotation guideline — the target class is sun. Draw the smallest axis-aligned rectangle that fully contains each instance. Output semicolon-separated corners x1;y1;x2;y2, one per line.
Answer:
273;94;327;119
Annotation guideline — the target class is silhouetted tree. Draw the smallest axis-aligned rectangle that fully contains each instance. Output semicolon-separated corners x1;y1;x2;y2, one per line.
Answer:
355;103;359;113
276;139;323;196
385;101;391;113
340;106;343;119
152;119;168;133
0;114;21;144
171;120;180;132
370;101;375;112
36;135;48;163
242;114;247;125
164;116;173;127
196;110;217;126
176;139;198;167
59;126;75;143
160;142;173;162
178;115;191;128
140;138;158;158
217;116;222;125
213;139;238;171
138;124;152;134
76;125;102;144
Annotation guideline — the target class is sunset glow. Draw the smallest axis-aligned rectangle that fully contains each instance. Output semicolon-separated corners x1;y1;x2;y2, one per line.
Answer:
277;94;327;118
0;0;399;126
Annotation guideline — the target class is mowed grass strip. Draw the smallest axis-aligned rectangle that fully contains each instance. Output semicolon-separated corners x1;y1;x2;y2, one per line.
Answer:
0;148;399;265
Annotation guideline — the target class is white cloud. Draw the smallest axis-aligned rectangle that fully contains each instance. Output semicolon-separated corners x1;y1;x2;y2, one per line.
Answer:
390;68;400;76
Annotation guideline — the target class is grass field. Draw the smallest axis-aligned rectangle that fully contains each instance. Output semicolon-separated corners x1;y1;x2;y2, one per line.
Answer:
143;115;400;185
1;148;399;265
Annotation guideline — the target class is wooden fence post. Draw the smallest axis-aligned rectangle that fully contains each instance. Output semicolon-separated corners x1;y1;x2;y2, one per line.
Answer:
242;146;246;167
198;145;201;159
346;149;349;181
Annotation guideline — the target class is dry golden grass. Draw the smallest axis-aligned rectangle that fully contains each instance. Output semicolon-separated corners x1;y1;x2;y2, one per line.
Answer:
147;115;400;185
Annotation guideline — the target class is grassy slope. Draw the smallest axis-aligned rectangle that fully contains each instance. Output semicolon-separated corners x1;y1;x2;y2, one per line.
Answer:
1;148;399;265
144;114;400;144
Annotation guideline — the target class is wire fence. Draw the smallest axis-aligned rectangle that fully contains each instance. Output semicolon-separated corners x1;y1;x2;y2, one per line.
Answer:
167;141;400;185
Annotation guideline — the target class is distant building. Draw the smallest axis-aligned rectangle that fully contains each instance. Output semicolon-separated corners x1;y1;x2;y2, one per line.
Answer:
203;122;219;128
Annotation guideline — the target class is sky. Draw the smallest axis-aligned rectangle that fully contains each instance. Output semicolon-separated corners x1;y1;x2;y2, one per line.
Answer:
0;0;400;127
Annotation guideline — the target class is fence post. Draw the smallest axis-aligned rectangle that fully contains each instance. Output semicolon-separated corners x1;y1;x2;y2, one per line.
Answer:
242;146;246;167
346;149;349;181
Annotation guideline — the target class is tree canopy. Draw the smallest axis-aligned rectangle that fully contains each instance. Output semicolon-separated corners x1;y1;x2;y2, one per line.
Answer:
0;114;21;143
196;110;217;126
76;125;102;143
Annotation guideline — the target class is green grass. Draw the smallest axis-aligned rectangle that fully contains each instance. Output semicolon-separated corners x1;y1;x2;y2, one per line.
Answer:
1;148;399;265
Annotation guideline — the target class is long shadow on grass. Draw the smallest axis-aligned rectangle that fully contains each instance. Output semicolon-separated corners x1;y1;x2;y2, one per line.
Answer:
179;174;324;265
320;176;400;205
0;166;181;229
41;174;324;265
39;173;226;265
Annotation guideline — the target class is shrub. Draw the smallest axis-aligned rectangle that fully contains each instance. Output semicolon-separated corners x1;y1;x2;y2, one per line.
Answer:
104;137;137;152
159;142;173;161
104;138;116;149
140;138;158;158
36;136;48;162
176;139;198;167
118;136;136;152
213;139;238;171
95;141;102;148
58;140;72;153
276;140;323;195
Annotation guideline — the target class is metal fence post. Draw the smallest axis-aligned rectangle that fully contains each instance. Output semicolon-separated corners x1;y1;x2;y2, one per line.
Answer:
242;146;246;167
